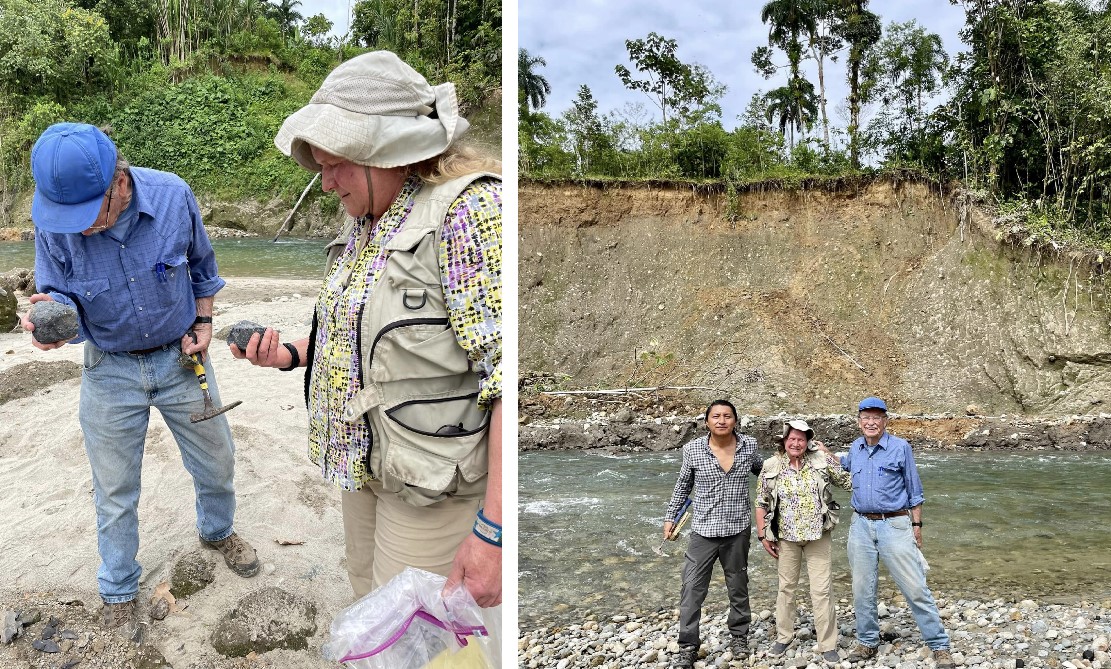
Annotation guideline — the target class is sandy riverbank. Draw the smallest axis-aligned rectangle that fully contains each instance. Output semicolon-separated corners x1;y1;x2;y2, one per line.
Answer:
0;277;357;668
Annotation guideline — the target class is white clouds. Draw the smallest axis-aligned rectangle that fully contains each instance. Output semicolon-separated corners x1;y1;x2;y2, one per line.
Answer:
521;0;967;134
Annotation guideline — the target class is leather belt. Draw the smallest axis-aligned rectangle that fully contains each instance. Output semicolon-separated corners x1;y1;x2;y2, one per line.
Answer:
127;344;172;355
858;510;909;520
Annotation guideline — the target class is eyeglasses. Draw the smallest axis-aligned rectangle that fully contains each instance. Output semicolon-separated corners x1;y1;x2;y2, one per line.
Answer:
84;178;118;235
859;416;887;424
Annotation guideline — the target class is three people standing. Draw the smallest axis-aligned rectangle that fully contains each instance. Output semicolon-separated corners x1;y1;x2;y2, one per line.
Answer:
666;398;954;668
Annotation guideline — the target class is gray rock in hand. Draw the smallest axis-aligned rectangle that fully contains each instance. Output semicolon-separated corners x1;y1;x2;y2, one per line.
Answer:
227;320;270;352
29;301;79;344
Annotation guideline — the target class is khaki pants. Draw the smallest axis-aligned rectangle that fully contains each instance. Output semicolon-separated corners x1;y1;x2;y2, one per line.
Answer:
774;531;837;652
342;480;495;667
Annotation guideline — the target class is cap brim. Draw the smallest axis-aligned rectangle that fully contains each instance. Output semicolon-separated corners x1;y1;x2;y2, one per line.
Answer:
31;189;102;233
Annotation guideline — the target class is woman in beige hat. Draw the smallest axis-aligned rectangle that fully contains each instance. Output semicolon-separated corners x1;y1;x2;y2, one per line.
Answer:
231;52;502;613
755;420;851;663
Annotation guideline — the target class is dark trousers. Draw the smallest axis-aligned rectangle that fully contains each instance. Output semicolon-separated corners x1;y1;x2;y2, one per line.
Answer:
678;530;752;647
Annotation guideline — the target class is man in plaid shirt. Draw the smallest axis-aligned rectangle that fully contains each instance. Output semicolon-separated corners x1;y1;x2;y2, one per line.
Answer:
664;399;762;667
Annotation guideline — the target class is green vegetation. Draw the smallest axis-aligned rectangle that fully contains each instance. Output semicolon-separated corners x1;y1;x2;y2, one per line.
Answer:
0;0;501;224
520;0;1111;247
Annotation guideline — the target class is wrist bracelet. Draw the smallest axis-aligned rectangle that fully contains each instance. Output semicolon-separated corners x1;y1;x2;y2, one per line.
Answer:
279;342;300;371
473;507;502;547
911;522;923;527
193;316;212;325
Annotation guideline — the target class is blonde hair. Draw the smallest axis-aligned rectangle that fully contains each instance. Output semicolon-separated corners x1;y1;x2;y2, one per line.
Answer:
413;144;501;184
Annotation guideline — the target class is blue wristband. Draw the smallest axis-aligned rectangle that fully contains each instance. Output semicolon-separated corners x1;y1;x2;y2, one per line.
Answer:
473;507;502;547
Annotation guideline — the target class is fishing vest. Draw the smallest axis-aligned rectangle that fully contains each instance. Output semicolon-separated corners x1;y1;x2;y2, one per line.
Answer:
322;171;500;507
758;451;843;542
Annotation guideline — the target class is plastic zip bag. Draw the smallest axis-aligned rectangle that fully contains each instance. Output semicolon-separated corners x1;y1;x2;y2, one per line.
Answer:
322;567;497;668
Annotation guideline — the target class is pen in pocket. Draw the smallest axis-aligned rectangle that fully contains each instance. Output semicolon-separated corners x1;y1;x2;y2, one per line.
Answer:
154;263;167;282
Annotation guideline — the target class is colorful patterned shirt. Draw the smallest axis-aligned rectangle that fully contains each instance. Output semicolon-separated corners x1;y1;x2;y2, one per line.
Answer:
307;175;502;491
757;452;852;542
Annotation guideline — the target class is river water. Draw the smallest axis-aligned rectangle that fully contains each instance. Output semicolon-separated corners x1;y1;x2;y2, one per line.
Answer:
518;449;1111;630
0;238;324;279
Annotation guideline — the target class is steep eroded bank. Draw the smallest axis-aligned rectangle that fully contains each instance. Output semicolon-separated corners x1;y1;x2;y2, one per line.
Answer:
519;178;1111;417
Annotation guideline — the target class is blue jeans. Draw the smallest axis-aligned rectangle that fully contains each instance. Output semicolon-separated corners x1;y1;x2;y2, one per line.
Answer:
80;342;238;603
847;513;950;650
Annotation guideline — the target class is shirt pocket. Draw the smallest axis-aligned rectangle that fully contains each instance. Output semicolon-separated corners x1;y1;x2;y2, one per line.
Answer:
71;277;113;327
155;254;189;309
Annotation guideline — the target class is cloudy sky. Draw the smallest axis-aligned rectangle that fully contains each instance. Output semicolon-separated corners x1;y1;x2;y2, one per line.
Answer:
520;0;968;136
307;0;356;39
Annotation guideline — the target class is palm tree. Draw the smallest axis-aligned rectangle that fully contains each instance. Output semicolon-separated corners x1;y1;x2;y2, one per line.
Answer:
266;0;303;45
760;0;819;79
765;79;818;151
519;48;552;119
835;0;882;168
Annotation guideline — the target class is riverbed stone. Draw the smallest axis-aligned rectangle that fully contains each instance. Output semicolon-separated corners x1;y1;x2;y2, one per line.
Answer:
28;301;79;344
0;287;16;332
169;549;217;598
210;587;316;657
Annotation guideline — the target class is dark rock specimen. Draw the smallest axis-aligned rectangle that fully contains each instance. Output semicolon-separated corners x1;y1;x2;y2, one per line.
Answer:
226;320;269;352
28;301;79;344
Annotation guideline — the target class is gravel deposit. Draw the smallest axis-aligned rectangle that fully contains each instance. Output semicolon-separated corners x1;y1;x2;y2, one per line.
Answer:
519;596;1111;669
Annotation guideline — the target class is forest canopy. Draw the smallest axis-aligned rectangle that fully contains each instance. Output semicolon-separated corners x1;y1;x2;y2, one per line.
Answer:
0;0;501;223
520;0;1111;247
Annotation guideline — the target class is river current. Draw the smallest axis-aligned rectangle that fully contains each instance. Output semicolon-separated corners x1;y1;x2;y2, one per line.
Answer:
519;450;1111;630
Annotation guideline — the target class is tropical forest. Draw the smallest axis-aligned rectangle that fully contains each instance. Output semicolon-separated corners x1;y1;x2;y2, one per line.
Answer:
0;0;502;226
519;0;1111;249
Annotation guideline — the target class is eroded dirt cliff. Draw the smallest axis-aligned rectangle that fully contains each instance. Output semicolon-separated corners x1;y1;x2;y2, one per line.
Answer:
519;178;1111;416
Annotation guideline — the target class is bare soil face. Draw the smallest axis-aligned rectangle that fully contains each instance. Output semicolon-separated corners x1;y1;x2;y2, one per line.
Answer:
519;178;1111;419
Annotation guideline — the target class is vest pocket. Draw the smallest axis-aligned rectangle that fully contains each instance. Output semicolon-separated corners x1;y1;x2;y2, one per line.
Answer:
374;394;490;506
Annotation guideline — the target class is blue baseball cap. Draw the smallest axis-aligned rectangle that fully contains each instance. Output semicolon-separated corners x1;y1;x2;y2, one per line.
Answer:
31;123;118;233
858;396;888;412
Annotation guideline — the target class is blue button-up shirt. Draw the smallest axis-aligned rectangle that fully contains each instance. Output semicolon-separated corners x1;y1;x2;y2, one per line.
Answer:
34;167;225;353
839;432;925;513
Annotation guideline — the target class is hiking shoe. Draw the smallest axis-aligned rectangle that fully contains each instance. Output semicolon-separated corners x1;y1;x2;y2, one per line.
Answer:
846;643;877;662
200;532;260;577
101;599;142;643
933;648;955;668
730;635;749;658
821;649;841;663
767;641;789;656
673;645;697;668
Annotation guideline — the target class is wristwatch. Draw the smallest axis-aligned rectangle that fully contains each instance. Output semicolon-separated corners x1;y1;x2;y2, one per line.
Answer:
911;522;923;527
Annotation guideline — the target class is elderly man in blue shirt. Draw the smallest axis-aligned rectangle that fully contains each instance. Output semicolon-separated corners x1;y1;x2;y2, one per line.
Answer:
18;123;258;643
840;397;954;668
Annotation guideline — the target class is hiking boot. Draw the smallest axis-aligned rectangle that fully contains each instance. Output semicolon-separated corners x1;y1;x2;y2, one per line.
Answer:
730;635;749;658
767;641;789;656
821;649;841;663
200;532;260;577
673;645;697;668
101;599;142;643
846;643;877;662
933;648;955;668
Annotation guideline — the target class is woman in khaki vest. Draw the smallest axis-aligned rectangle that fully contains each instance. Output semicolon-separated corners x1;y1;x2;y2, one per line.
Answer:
229;51;502;628
755;420;851;664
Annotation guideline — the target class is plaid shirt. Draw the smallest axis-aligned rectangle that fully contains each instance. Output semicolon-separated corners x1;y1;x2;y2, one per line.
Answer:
666;433;759;538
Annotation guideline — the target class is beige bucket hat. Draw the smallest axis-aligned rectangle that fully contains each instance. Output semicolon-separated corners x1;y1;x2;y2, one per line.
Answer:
274;51;469;171
776;419;815;450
